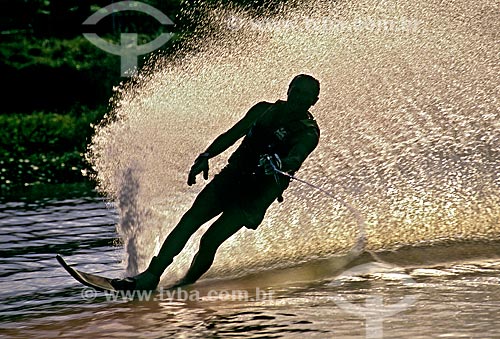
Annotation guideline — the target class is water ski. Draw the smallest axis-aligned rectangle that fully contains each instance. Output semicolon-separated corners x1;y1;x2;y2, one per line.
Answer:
56;254;117;292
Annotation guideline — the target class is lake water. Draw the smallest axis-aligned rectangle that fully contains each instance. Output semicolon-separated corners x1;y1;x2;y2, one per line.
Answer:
2;0;499;337
2;184;500;339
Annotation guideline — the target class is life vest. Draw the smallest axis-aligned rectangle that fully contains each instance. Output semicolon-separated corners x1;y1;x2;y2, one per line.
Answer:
228;100;319;175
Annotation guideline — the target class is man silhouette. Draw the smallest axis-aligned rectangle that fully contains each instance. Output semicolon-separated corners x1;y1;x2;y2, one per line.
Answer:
112;74;321;291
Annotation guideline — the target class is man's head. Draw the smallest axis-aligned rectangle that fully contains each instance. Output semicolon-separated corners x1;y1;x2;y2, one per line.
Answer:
286;74;320;112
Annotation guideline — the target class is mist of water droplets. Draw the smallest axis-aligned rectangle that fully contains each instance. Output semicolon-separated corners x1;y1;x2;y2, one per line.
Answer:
87;0;499;281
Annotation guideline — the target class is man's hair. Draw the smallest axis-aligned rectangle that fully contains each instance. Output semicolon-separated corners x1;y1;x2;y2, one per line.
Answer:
289;74;320;96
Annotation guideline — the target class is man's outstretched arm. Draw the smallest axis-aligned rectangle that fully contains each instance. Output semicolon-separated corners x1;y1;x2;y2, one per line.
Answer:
203;102;271;158
188;101;271;185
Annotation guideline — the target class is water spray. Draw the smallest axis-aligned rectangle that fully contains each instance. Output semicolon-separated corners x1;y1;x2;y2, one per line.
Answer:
89;0;500;276
267;155;367;255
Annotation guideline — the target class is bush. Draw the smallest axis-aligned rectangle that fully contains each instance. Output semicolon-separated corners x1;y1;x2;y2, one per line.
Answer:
0;107;106;191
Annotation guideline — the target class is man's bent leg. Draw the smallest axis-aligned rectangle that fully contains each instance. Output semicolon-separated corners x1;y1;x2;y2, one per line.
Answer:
113;183;223;291
147;207;222;274
173;209;245;287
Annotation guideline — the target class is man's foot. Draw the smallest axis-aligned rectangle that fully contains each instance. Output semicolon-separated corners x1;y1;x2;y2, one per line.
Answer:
110;277;136;291
111;270;160;291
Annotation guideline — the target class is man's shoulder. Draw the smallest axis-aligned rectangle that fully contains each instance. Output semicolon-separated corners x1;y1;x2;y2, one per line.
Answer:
298;118;320;140
245;100;276;120
295;111;320;135
302;117;319;127
251;100;275;112
304;113;319;130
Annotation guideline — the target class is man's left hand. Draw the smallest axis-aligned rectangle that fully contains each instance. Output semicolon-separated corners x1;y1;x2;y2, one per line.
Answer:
187;153;210;186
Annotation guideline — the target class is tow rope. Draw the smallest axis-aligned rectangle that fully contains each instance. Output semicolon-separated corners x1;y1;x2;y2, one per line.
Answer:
268;156;367;253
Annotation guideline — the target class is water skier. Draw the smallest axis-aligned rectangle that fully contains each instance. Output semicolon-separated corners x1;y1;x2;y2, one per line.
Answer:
112;74;321;291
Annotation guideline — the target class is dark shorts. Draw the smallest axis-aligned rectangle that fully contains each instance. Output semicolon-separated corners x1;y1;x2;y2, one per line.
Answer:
203;166;289;229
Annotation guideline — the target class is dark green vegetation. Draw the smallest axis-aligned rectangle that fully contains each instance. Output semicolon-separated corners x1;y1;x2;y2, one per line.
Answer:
0;0;286;195
0;108;105;188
